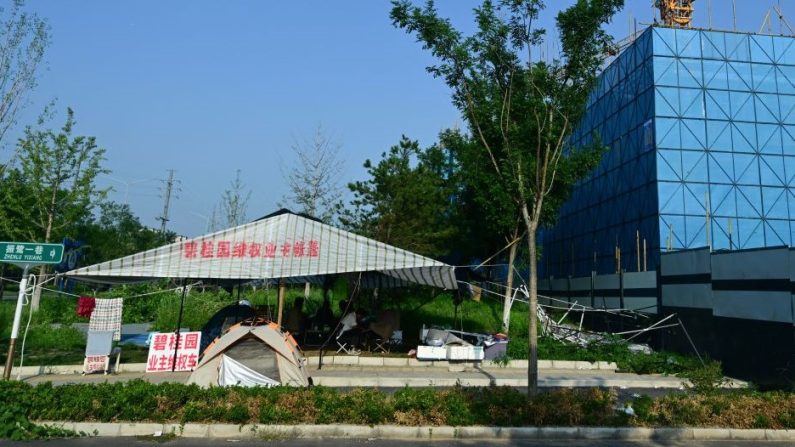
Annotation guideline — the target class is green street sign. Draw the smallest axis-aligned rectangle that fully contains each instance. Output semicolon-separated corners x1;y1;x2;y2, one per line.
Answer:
0;242;64;265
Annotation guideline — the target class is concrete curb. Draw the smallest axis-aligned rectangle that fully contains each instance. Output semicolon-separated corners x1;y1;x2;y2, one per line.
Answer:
311;377;688;388
306;356;619;371
38;422;795;441
12;358;619;378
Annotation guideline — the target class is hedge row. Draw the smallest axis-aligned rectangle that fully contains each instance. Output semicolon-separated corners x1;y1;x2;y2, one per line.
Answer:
2;380;795;439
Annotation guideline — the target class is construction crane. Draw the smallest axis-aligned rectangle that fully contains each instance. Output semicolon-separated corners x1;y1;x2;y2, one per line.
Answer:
656;0;695;28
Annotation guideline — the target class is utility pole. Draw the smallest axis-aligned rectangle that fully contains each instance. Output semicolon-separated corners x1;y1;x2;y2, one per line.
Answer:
157;169;179;235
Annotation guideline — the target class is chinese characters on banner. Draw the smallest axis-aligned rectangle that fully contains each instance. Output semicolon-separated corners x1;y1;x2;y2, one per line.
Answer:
182;240;320;259
83;355;108;374
145;331;202;373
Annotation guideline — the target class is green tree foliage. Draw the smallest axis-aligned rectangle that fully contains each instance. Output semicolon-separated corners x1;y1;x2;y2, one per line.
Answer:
0;0;50;152
342;134;459;258
0;108;107;243
0;107;108;308
390;0;623;393
75;202;171;265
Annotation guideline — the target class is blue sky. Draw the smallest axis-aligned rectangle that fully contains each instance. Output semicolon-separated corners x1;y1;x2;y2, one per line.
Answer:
7;0;794;237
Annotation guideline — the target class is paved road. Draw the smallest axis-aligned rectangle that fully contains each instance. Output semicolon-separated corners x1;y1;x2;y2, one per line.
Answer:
5;438;791;447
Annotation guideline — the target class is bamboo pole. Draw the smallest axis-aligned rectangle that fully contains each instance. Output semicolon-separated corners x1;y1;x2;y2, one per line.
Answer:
277;281;286;326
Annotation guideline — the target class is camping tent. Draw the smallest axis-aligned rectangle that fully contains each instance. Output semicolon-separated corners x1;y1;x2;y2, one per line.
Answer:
199;303;257;353
188;321;309;387
65;209;457;289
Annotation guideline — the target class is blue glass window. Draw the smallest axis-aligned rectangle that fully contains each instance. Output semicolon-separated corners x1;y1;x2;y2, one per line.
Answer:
765;219;790;245
701;31;726;60
751;35;776;64
760;155;786;185
702;60;728;89
711;184;736;216
681;119;706;149
679;88;705;118
728;62;753;91
654;56;678;86
755;94;779;123
774;36;795;65
737;218;764;247
706;119;733;151
678;59;703;88
729;91;755;121
659;181;685;214
757;124;782;154
683;182;708;215
705;90;730;120
676;29;701;58
657;149;683;181
739;186;763;216
777;66;795;94
726;33;751;62
762;187;788;218
752;63;778;93
653;27;677;56
682;151;709;182
734;154;760;185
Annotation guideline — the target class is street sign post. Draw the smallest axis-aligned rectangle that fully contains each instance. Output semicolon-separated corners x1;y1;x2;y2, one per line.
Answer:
1;241;65;380
0;242;64;265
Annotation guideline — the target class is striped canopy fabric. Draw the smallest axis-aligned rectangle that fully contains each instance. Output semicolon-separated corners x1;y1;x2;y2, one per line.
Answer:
66;211;457;289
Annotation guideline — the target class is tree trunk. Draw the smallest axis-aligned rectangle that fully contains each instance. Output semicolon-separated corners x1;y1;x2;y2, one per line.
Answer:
501;232;519;332
520;202;539;396
32;199;56;311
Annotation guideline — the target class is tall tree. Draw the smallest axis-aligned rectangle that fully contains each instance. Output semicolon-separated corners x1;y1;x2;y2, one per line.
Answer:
0;0;49;153
280;125;344;223
1;107;108;308
451;132;524;332
391;0;622;394
221;169;251;228
342;134;459;258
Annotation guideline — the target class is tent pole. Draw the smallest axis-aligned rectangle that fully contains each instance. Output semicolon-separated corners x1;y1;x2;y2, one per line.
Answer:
277;280;286;326
172;278;187;372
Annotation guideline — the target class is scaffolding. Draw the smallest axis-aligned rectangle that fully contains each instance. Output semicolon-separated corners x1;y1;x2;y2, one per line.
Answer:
657;0;695;28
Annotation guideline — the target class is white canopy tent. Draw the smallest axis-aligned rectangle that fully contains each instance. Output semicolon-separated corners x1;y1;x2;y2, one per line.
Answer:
66;209;457;290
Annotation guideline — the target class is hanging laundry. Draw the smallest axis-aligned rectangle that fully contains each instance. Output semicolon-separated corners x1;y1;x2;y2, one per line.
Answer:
89;298;123;341
76;296;96;318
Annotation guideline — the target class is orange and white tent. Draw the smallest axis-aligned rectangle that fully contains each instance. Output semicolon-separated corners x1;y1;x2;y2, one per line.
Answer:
187;321;309;387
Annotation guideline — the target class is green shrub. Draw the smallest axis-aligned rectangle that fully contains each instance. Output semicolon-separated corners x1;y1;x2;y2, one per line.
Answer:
682;359;726;395
0;381;77;440
227;404;250;425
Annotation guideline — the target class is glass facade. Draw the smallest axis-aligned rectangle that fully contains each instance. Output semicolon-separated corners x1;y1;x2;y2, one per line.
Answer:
541;26;795;278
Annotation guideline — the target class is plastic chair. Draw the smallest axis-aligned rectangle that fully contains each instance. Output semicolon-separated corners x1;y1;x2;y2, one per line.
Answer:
335;326;361;356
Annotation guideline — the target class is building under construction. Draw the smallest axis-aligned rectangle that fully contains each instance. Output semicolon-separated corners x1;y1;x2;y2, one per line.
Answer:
542;22;795;277
538;5;795;386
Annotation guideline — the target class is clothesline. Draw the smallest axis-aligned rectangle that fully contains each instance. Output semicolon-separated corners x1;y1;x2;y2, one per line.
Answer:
0;275;201;300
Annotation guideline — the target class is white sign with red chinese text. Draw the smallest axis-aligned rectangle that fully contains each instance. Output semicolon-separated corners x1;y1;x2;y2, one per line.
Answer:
83;355;109;374
145;331;201;373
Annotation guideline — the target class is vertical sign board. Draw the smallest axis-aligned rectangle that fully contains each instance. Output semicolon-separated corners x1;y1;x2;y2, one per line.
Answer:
145;332;201;372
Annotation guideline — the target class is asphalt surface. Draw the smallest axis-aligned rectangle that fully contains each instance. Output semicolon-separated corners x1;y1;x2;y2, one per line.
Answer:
5;438;791;447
